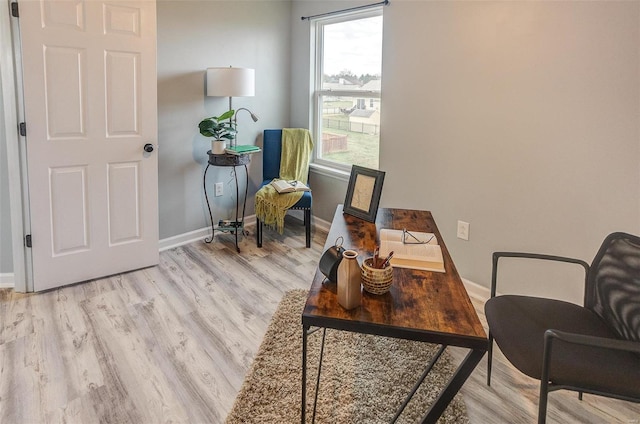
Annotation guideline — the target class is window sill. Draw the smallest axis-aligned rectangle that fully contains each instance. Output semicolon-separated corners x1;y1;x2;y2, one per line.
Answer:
310;163;351;182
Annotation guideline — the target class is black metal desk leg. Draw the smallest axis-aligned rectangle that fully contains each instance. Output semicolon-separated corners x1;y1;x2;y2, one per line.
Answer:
203;164;214;243
301;326;328;424
302;324;308;424
392;344;447;423
420;348;486;424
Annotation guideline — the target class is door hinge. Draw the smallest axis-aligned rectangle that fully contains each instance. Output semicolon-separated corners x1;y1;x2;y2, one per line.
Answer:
11;2;19;18
18;122;26;137
25;234;32;248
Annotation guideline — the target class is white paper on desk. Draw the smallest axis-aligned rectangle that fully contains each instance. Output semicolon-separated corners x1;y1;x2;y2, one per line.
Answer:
379;229;445;272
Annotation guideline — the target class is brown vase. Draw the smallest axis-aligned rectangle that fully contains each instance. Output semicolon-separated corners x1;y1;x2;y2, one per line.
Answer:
337;250;361;310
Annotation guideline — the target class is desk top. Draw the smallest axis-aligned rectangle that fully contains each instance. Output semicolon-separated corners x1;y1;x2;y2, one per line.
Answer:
303;205;487;350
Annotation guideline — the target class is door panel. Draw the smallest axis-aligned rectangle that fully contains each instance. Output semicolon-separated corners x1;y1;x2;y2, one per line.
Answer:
104;3;140;36
105;51;140;136
42;0;85;30
44;46;86;138
20;0;158;291
107;161;141;245
49;165;89;255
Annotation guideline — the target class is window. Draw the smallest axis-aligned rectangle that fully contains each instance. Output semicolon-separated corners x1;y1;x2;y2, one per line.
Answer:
312;9;383;172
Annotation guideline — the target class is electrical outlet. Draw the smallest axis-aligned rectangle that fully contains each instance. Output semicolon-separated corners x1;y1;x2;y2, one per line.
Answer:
457;220;470;241
214;182;223;197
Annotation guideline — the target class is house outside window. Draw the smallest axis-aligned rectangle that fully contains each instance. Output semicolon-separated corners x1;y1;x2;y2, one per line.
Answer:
311;9;383;172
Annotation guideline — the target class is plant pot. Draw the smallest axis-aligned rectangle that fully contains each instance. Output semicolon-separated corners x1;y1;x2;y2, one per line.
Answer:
212;140;226;154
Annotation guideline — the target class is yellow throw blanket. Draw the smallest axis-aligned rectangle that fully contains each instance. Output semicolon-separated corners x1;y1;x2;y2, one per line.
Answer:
255;129;314;234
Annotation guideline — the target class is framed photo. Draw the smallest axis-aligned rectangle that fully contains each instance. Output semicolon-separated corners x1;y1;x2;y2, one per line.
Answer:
343;165;386;222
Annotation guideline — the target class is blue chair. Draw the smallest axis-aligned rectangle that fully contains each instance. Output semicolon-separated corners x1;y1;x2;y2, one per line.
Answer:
256;129;312;248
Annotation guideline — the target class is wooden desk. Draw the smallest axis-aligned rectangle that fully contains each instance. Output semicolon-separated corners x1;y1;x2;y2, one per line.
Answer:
301;205;487;423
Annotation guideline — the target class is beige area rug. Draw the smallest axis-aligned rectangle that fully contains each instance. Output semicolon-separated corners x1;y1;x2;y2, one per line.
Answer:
226;290;469;423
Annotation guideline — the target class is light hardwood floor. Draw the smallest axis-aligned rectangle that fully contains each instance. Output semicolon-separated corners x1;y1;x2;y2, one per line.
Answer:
1;218;639;423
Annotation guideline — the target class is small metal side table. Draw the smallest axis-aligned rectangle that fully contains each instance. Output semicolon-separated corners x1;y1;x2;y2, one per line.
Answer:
203;151;250;252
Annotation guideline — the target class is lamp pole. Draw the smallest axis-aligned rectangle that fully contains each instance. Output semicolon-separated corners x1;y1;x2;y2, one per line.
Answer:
232;108;259;148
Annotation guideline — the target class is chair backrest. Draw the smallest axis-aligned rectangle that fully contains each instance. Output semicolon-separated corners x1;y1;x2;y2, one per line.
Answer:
587;232;640;342
263;129;283;181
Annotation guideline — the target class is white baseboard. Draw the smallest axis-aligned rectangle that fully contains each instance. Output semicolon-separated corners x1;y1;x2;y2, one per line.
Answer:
158;216;258;252
3;217;489;297
312;215;331;234
157;221;490;304
157;214;331;252
0;273;15;288
1;270;489;301
158;227;210;252
462;278;490;303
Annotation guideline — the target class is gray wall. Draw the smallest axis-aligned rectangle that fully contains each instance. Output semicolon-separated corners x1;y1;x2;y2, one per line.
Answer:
382;1;640;301
292;1;640;301
3;0;640;304
157;0;291;240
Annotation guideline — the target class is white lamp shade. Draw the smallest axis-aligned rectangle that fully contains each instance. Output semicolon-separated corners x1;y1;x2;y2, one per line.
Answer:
206;67;255;97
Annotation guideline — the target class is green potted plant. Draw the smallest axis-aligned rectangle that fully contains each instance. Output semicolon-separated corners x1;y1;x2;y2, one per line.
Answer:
198;109;237;154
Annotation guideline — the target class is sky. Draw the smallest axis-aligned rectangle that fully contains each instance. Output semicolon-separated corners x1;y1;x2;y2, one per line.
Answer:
323;15;383;77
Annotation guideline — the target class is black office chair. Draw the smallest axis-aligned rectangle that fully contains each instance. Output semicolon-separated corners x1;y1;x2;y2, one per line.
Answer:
255;129;312;248
485;232;640;424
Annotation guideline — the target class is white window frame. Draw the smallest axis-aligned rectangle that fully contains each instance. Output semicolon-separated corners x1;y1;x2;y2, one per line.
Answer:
310;8;383;175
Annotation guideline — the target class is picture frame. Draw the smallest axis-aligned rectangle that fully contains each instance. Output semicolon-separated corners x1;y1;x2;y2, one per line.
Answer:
343;165;386;222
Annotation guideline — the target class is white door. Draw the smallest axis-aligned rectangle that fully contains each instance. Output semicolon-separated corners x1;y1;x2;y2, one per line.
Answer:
19;0;158;291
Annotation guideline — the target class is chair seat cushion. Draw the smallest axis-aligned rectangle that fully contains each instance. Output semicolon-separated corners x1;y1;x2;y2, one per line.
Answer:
486;295;640;399
260;180;312;209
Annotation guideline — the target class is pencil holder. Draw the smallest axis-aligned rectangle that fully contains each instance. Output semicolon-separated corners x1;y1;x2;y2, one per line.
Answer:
361;257;393;295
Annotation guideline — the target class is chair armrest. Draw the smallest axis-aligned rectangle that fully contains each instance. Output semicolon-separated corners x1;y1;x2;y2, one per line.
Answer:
544;329;640;354
491;252;590;298
540;329;640;387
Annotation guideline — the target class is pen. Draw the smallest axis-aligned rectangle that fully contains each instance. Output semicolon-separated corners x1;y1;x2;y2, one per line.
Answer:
373;245;380;268
381;251;394;268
